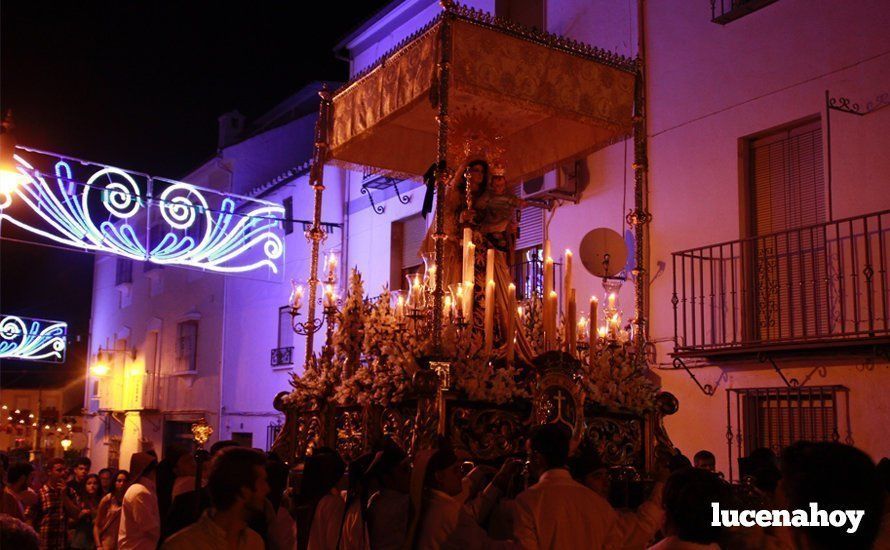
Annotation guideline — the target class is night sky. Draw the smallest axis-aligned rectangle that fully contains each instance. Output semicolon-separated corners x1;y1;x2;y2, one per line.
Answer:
0;2;390;388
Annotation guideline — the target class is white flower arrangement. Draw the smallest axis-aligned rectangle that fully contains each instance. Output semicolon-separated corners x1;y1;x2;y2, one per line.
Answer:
579;343;657;414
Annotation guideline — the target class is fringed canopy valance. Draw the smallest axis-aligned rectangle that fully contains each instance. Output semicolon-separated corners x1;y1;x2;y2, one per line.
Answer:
329;4;637;183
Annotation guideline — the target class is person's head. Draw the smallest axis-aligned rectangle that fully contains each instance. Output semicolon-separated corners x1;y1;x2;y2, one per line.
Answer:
662;467;728;544
208;447;269;515
128;452;158;483
527;423;571;478
265;460;289;510
464;160;489;197
569;450;609;498
174;452;196;477
779;442;883;549
0;514;39;550
740;447;780;495
368;439;410;494
210;439;239;457
298;447;345;504
0;452;8;481
7;463;34;492
667;451;692;473
114;470;130;496
73;457;91;482
98;468;113;493
490;173;507;194
424;445;462;497
693;450;716;472
85;473;100;496
46;458;67;484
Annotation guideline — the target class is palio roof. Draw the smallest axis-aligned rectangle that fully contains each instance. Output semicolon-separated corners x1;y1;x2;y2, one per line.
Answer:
328;2;637;183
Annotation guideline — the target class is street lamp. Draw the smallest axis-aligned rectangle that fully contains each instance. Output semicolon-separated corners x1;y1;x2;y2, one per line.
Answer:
0;111;28;203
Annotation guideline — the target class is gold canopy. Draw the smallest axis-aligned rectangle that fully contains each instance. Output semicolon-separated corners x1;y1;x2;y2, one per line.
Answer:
330;7;637;183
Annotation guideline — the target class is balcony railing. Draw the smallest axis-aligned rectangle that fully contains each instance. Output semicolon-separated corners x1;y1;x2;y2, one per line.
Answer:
271;346;294;367
672;210;890;357
710;0;779;25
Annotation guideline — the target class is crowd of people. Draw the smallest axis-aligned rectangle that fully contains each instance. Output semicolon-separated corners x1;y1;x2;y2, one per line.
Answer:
1;427;889;549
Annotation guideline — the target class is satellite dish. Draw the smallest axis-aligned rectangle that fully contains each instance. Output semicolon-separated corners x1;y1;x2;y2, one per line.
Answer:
579;228;627;278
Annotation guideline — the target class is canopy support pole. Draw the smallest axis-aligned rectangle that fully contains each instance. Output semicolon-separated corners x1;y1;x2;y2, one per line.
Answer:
630;0;652;359
304;86;334;368
431;7;454;355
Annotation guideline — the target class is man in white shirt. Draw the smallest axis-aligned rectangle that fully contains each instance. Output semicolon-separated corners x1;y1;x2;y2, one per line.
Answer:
119;452;160;550
513;424;622;550
161;447;268;550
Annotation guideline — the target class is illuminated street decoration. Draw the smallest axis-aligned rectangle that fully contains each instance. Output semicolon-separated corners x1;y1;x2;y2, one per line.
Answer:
0;314;67;363
0;147;286;276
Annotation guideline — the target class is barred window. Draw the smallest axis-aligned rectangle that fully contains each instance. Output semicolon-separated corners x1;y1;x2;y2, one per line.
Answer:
175;320;199;372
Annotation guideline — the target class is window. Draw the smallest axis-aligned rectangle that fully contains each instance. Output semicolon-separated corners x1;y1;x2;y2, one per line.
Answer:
175;320;199;372
712;0;780;25
729;386;847;460
277;307;294;350
746;120;826;342
267;422;283;451
115;258;133;286
282;196;294;235
391;214;427;290
232;432;253;448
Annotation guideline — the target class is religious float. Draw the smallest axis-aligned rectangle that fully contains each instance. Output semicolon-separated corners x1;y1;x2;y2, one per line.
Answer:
271;1;676;497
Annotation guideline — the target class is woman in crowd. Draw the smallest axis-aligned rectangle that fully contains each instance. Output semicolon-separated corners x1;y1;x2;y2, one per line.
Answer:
93;470;129;550
71;473;102;549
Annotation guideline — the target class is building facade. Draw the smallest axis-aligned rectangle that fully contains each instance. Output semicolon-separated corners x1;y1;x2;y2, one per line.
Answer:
84;0;890;476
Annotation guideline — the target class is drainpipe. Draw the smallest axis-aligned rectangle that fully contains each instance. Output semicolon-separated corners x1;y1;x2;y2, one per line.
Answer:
216;157;234;442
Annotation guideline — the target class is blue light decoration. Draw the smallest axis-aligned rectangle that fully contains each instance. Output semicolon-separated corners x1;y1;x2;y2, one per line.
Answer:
0;314;67;363
0;147;286;277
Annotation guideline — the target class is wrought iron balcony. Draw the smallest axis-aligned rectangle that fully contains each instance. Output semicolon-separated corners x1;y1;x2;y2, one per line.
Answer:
672;210;890;357
271;346;294;367
710;0;779;25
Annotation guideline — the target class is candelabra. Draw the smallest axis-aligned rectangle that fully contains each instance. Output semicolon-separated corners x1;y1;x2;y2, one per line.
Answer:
289;252;340;337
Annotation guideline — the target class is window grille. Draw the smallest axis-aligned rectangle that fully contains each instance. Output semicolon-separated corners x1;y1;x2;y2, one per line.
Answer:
115;258;133;285
175;320;199;372
726;385;851;481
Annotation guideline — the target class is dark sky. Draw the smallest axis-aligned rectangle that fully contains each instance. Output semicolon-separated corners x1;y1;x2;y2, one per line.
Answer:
0;1;390;388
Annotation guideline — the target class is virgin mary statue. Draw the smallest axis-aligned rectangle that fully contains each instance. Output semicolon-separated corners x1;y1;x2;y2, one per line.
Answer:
419;154;535;363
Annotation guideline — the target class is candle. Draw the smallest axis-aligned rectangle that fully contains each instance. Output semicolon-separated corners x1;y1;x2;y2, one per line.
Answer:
486;248;495;289
326;252;338;279
462;227;473;288
597;326;608;341
465;242;475;322
548;290;558;350
577;316;589;343
507;283;516;363
563;249;573;315
610;313;621;338
608;292;616;309
590;296;598;329
411;273;423;307
484;279;495;355
543;255;554;347
289;281;304;312
426;263;437;291
324;284;336;309
567;288;576;354
396;294;406;320
454;283;465;320
444;294;453;318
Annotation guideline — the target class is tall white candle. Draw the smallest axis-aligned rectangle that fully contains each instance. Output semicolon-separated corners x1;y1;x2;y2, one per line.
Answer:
484;279;495;355
563;249;573;315
507;283;516;363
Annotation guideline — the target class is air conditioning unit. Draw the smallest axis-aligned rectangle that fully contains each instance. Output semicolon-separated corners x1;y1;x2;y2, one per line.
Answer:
519;160;583;202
